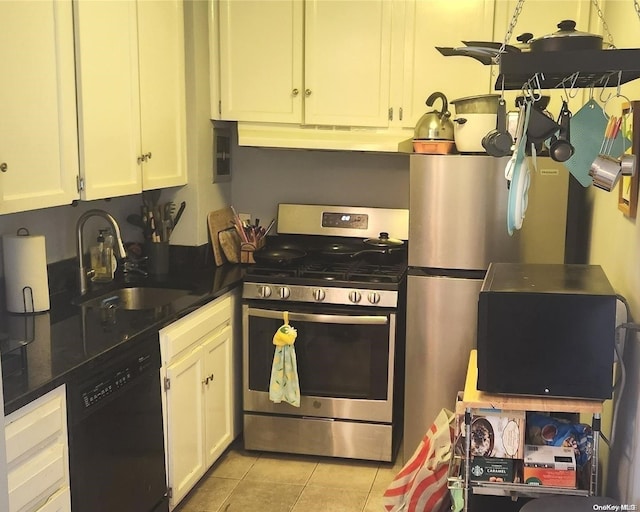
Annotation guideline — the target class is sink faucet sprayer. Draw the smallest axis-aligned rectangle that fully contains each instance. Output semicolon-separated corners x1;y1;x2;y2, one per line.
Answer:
76;209;127;295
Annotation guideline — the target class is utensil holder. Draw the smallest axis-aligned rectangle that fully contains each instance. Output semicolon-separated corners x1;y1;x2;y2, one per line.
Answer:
240;237;266;264
145;241;170;275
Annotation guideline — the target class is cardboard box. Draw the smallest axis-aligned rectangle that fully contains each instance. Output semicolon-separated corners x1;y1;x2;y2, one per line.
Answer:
469;457;516;483
523;444;577;488
467;409;526;459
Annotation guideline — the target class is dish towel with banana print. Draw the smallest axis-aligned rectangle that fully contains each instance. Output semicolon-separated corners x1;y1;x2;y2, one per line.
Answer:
269;311;300;407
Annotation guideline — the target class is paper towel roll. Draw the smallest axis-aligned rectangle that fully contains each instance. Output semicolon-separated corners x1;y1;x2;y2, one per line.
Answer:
3;231;50;313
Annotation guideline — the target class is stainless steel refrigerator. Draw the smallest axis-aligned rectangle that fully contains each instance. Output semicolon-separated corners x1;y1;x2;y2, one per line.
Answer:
403;154;570;462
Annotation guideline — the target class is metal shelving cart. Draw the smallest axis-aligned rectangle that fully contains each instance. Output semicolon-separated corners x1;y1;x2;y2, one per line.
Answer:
449;350;604;512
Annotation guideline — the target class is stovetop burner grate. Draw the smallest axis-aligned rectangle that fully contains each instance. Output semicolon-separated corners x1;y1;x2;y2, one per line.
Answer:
245;258;406;284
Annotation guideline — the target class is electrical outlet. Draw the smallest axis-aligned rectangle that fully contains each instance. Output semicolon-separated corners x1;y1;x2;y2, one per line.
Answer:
239;213;251;223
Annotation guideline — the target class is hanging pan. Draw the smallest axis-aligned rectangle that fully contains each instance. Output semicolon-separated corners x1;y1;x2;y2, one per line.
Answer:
252;245;307;266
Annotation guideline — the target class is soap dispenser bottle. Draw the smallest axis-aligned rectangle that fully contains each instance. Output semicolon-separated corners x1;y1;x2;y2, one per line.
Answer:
90;229;114;282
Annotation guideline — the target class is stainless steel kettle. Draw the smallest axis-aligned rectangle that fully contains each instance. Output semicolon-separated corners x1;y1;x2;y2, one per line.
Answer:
414;92;455;141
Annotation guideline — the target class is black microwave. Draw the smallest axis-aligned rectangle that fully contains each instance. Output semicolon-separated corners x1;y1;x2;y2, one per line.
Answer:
476;263;616;400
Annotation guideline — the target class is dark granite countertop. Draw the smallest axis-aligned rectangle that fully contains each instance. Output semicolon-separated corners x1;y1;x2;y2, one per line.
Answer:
1;263;244;415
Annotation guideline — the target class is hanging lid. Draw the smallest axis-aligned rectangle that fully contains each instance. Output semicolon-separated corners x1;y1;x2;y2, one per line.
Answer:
535;20;602;41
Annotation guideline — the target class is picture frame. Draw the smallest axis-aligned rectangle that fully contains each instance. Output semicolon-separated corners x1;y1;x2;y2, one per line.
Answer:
618;101;639;218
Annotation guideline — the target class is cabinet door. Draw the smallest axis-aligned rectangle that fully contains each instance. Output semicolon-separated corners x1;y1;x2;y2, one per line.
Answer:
400;0;497;129
7;443;66;512
304;0;393;127
74;0;142;200
218;0;303;122
165;347;206;509
34;487;70;512
0;0;79;214
202;326;233;468
137;0;188;190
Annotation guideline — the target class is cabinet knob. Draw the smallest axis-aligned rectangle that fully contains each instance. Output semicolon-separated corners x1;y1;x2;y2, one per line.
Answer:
305;89;312;97
137;155;144;165
292;88;299;96
0;162;7;173
144;152;152;161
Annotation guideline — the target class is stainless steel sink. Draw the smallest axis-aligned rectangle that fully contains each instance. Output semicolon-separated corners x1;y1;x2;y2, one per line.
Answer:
74;287;192;310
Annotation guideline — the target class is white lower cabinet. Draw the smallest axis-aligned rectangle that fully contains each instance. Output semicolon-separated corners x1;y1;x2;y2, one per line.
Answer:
4;386;70;512
160;290;240;510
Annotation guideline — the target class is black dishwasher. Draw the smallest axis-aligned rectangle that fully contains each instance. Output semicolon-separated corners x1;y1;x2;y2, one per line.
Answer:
67;332;168;512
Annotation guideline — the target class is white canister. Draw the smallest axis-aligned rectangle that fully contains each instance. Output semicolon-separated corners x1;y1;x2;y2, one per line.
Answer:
2;229;50;313
453;113;497;153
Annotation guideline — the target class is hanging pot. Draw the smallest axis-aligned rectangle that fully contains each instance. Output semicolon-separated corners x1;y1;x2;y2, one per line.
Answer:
523;20;604;52
414;92;455;141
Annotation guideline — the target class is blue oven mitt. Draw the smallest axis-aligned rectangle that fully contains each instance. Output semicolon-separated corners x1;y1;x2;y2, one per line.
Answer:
269;312;301;407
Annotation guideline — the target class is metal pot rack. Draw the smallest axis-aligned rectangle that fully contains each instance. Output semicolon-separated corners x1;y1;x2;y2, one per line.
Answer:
496;48;640;91
494;0;640;92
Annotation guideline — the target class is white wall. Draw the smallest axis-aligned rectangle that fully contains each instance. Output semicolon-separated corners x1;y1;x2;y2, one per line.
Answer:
164;0;231;247
588;1;640;503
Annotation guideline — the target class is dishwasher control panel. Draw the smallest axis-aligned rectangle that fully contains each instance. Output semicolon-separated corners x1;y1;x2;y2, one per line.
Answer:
81;352;153;409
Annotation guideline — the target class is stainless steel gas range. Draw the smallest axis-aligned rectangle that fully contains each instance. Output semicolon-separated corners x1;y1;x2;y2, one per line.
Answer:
242;204;408;462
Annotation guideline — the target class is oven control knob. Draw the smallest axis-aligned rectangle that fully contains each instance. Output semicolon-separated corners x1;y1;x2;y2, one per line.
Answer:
348;291;362;303
279;287;291;299
368;292;381;305
313;289;325;302
258;285;272;298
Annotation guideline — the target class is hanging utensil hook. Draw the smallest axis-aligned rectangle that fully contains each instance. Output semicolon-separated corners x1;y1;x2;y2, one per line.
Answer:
599;73;613;102
567;72;581;99
616;70;623;98
532;73;543;101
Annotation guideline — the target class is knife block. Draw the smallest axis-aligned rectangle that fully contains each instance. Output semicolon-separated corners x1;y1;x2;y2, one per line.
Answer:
240;237;265;264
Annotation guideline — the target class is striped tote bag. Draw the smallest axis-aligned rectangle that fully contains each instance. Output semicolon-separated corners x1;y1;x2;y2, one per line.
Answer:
383;408;455;512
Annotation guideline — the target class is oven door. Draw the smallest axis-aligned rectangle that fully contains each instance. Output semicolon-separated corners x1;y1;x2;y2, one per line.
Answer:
243;303;396;423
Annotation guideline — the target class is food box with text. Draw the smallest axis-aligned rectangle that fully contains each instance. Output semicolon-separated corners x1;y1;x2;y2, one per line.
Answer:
523;444;577;488
465;409;525;459
469;457;517;483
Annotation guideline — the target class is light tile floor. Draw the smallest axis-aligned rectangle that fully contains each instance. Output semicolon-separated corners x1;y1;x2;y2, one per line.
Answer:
175;438;404;512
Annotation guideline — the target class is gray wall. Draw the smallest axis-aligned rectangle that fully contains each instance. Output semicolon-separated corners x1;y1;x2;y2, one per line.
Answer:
230;144;410;225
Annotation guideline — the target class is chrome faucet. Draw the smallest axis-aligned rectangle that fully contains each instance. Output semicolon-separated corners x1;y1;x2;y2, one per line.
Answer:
76;209;127;295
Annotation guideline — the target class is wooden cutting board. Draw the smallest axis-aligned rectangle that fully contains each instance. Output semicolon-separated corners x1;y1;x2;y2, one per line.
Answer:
218;228;241;263
207;207;236;266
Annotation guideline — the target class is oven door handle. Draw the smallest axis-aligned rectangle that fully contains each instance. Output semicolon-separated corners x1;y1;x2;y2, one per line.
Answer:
247;307;389;325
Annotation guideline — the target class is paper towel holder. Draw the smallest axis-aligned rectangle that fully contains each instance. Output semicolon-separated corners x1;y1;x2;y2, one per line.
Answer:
14;228;36;314
21;286;35;315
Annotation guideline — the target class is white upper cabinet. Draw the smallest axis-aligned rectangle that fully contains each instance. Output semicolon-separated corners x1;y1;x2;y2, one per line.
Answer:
218;0;393;128
304;0;393;127
0;0;79;214
218;0;303;123
74;0;142;200
74;0;187;200
399;0;497;130
137;0;188;190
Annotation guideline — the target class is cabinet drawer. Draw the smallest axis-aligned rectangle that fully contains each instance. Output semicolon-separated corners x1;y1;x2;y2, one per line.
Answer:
8;443;66;512
5;388;65;465
35;486;70;512
160;295;231;363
